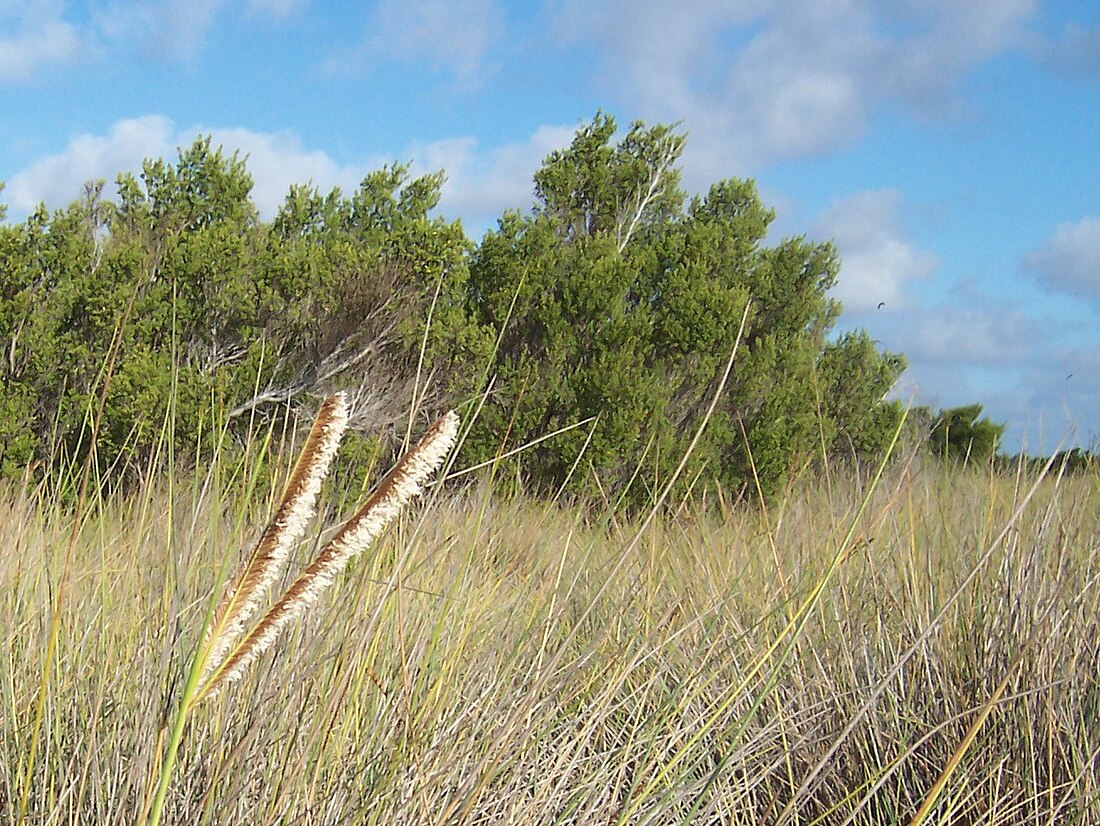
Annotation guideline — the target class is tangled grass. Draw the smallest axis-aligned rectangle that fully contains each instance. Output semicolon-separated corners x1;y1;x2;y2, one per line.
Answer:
1;418;1097;823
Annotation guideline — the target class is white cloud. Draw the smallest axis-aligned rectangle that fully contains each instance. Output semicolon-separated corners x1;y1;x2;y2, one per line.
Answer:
203;121;574;222
873;0;1035;114
0;1;83;81
6;116;176;213
3;116;574;224
3;0;306;78
93;0;228;60
407;124;575;230
3;116;367;218
326;0;502;83
812;190;938;313
552;0;1036;177
202;126;375;215
1023;217;1100;301
247;0;305;16
907;305;1033;367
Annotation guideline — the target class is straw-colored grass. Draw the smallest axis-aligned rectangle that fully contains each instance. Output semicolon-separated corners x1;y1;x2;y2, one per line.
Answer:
2;436;1098;823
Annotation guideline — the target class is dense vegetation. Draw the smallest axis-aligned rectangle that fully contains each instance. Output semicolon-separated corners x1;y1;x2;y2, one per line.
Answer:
3;449;1097;823
0;149;478;482
1;112;1073;502
1;114;918;503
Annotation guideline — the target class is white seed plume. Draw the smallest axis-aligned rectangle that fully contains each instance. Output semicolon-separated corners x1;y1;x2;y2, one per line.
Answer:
200;393;350;685
198;410;458;699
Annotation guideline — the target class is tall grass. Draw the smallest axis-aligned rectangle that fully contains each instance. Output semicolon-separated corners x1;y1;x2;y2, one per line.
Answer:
2;432;1097;823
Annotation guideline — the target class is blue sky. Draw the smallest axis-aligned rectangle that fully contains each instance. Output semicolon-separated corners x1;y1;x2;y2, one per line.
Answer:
2;0;1098;453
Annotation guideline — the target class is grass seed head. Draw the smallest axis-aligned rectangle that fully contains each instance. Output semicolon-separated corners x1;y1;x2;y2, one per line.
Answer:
197;409;459;700
200;393;351;684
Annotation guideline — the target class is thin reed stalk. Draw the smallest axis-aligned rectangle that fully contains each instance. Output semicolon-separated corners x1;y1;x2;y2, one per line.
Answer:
142;400;457;826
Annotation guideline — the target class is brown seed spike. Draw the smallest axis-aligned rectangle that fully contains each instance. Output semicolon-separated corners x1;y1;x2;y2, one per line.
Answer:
200;393;350;685
195;410;458;701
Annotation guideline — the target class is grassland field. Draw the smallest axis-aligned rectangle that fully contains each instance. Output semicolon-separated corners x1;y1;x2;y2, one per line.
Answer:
1;434;1097;824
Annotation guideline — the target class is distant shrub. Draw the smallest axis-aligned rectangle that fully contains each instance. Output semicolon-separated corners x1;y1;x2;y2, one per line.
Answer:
928;403;1006;464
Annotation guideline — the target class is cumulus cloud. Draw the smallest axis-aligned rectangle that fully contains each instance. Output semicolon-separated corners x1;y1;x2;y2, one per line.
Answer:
552;0;1036;177
812;190;938;313
6;116;176;213
4;117;377;218
406;124;575;230
3;115;574;223
326;0;503;83
873;0;1036;115
905;304;1034;367
1023;217;1100;301
202;127;377;215
0;1;83;81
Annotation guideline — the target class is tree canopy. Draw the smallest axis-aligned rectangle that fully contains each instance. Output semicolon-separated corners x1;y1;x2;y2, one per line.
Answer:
0;114;917;502
464;114;905;502
0;139;482;479
928;403;1006;465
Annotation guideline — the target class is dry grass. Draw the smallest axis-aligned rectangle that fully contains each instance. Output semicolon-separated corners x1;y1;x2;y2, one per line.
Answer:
2;440;1098;824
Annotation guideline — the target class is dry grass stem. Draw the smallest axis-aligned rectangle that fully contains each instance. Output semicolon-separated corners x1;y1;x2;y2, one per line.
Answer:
142;400;457;826
7;403;1097;824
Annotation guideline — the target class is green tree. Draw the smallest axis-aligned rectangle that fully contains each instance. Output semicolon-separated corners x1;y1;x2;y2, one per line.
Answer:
816;331;907;461
929;403;1006;464
0;181;38;476
0;118;908;500
233;162;485;428
0;141;487;481
466;114;904;503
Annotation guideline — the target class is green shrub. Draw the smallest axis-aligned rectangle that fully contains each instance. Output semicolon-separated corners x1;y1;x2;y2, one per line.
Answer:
464;114;905;504
929;403;1006;464
1;117;907;503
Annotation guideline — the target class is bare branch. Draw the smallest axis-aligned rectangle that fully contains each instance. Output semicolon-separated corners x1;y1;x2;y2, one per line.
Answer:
228;336;381;419
616;139;680;253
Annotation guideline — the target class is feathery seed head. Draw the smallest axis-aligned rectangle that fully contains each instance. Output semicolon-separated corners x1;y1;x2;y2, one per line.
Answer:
200;393;350;684
196;409;458;699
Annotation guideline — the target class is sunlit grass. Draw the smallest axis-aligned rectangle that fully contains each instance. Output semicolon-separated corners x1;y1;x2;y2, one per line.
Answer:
2;448;1098;824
